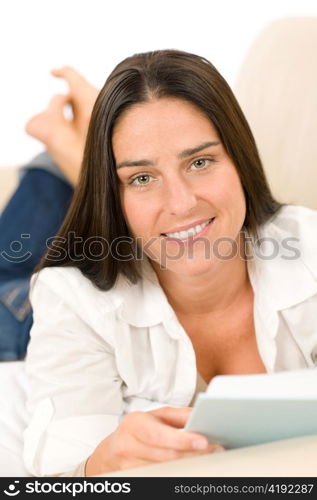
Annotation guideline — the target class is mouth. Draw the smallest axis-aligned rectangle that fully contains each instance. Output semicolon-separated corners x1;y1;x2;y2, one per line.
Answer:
160;217;215;242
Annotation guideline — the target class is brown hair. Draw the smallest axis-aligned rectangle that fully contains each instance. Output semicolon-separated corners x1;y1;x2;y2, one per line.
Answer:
34;49;283;290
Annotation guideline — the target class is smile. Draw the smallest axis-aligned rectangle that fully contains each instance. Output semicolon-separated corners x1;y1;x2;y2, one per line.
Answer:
161;217;215;242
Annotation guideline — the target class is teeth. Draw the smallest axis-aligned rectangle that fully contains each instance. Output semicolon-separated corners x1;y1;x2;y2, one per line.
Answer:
165;218;212;239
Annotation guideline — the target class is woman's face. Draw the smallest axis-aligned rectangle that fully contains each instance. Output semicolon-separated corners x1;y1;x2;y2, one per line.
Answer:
112;97;246;276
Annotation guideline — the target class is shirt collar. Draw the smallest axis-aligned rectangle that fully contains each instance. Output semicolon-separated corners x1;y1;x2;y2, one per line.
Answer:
116;257;175;328
246;214;317;311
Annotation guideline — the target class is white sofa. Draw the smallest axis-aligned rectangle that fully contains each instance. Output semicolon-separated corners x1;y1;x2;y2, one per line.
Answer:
1;17;317;477
0;166;19;213
234;17;317;212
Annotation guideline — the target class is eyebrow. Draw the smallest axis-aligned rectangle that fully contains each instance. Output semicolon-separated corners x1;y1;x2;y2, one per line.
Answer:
116;141;221;169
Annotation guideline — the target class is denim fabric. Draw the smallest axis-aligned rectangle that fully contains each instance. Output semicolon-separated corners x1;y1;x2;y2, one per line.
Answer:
19;150;71;185
0;279;33;360
0;166;73;360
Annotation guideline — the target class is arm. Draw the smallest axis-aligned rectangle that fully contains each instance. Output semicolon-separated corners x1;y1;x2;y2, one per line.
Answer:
23;268;124;476
24;268;221;477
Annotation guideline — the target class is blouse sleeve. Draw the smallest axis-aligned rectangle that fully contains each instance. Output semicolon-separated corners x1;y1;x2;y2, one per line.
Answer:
23;268;124;477
40;459;88;477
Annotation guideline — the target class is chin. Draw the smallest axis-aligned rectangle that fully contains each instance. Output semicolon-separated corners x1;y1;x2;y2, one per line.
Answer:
162;256;216;276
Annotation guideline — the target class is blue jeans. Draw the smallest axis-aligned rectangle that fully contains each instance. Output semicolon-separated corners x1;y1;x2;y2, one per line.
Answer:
0;161;73;360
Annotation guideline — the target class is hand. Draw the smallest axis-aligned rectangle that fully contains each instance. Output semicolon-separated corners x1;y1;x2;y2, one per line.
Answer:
25;66;99;186
85;406;224;476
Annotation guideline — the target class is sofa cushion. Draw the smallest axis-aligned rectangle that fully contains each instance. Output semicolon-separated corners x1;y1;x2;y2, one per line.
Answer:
0;166;19;213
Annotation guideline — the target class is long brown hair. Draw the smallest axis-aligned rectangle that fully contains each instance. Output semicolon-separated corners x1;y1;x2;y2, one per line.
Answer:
34;49;283;290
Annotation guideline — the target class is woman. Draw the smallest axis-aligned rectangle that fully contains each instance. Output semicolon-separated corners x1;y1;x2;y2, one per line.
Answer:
23;49;317;477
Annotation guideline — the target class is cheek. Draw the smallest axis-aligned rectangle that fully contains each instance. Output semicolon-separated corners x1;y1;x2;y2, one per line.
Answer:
210;166;246;213
120;190;154;238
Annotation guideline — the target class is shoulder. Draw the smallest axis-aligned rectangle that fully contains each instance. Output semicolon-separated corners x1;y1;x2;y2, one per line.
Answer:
260;204;317;244
261;204;317;274
29;259;170;329
268;204;317;236
29;266;128;318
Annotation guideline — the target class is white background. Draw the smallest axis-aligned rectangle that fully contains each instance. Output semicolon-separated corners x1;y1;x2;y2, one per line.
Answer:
0;0;317;167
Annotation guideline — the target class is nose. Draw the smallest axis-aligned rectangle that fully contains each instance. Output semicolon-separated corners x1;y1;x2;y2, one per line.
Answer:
162;173;198;215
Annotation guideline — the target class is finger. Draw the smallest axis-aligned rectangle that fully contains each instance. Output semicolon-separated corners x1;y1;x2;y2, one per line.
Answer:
121;434;223;464
150;406;192;428
128;412;209;452
117;433;183;463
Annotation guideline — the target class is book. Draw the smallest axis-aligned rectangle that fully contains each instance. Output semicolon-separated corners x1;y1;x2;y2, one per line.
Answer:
184;368;317;448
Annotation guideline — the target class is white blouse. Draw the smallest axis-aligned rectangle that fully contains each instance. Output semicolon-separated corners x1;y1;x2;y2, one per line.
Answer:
23;204;317;476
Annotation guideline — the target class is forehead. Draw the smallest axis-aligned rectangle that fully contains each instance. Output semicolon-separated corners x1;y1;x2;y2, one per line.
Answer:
112;98;219;158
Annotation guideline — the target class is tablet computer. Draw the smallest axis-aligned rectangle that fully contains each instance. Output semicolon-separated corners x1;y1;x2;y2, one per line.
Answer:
185;393;317;448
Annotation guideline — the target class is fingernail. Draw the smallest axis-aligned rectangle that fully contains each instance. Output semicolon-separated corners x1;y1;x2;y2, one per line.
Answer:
192;439;208;450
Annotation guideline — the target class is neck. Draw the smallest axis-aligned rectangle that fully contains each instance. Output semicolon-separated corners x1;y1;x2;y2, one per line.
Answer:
150;231;251;317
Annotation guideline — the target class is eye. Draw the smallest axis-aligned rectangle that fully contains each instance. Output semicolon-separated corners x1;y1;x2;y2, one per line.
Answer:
129;173;154;188
190;158;211;170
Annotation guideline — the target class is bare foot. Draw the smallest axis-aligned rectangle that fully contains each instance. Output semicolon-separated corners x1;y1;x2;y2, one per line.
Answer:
25;66;99;186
